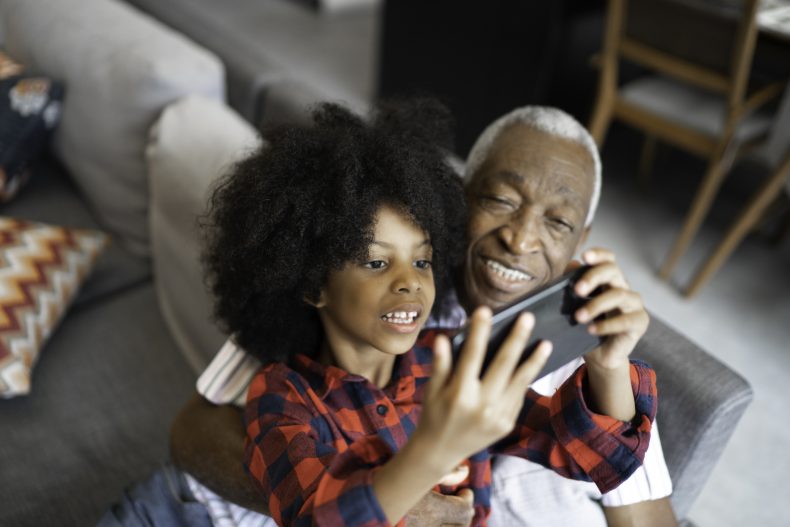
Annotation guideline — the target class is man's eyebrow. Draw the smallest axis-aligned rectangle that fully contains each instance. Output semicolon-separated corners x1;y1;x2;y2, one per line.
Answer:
487;171;587;208
371;239;431;249
487;170;525;186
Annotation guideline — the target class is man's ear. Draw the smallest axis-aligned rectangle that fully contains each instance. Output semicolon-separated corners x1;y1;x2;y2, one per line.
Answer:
304;290;326;309
576;226;591;254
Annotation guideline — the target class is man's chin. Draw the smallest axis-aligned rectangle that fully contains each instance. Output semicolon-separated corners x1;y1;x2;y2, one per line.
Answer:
467;284;529;312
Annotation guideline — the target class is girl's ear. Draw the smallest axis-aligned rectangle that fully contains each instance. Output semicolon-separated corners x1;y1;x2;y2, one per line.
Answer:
304;290;326;309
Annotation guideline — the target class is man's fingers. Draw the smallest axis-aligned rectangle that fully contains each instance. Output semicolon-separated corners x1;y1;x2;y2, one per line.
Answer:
427;490;475;526
456;488;474;505
575;288;644;323
454;307;492;383
575;260;629;296
564;259;584;273
588;311;649;337
481;313;534;394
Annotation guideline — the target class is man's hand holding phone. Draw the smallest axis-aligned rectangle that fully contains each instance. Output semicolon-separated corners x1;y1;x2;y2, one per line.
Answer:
572;248;650;371
571;248;650;421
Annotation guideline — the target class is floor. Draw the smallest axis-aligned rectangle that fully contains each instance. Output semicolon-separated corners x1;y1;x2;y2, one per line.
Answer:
591;127;790;526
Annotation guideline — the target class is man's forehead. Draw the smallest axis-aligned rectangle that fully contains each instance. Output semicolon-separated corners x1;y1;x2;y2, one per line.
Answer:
469;124;595;188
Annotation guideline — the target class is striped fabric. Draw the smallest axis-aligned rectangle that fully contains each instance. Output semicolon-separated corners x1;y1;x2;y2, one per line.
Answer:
0;217;108;397
243;330;657;527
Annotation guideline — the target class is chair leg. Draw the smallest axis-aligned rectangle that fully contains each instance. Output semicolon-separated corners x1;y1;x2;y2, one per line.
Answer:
638;135;657;189
588;91;615;147
684;151;790;297
658;143;737;280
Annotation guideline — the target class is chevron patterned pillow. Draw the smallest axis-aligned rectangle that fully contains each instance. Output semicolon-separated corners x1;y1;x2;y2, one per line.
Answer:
0;217;108;397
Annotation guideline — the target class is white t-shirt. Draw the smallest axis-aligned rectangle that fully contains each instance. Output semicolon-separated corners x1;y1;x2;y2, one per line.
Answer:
190;311;672;527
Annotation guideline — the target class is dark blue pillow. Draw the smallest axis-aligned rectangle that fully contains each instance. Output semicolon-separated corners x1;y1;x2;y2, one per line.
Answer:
0;61;64;202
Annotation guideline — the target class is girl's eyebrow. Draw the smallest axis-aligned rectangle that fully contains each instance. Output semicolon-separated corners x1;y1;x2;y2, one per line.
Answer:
371;239;431;249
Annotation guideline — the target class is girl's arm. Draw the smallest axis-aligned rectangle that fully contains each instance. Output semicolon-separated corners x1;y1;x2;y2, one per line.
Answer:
492;360;657;494
245;309;550;526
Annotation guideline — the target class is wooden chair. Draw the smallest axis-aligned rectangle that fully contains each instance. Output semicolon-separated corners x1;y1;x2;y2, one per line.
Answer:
588;0;786;281
684;147;790;297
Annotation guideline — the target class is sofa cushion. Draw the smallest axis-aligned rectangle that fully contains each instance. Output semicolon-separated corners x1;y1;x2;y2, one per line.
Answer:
0;217;108;397
0;0;225;257
2;156;152;309
0;54;63;202
147;96;261;372
125;0;377;129
0;283;196;526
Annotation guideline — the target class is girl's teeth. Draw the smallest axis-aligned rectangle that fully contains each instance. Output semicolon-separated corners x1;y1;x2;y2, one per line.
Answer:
382;311;418;324
486;260;531;282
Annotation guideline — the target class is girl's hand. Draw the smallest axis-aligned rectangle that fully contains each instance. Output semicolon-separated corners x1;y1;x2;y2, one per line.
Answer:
415;307;552;476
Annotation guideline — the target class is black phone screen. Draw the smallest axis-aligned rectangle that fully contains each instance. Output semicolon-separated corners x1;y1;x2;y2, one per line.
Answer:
451;267;602;380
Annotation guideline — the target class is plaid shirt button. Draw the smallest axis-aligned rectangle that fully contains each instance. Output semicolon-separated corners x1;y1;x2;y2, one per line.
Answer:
376;404;388;416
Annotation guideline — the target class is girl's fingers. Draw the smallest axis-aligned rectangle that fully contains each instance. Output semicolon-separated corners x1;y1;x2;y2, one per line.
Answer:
481;312;534;394
427;334;452;401
454;307;493;384
508;340;553;397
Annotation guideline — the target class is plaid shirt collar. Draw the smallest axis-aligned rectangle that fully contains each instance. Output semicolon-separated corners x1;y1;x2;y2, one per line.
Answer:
291;341;434;401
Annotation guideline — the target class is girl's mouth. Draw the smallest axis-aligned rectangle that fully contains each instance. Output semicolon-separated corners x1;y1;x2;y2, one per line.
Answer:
380;310;420;324
380;304;423;333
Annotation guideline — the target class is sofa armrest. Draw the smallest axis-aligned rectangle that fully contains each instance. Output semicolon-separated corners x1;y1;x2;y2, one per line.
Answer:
633;314;753;519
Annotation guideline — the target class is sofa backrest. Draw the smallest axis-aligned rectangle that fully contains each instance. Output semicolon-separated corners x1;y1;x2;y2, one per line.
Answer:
147;95;261;371
0;0;225;257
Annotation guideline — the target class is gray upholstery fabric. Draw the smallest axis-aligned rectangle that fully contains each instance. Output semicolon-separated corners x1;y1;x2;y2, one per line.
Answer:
633;314;753;519
124;0;379;129
1;0;225;257
2;156;151;307
147;96;260;372
0;283;196;527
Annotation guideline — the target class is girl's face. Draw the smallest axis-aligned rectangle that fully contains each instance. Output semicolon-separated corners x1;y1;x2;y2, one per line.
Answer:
315;205;436;360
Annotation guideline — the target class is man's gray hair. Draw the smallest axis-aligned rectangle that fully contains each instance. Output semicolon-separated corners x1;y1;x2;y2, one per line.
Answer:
464;106;602;227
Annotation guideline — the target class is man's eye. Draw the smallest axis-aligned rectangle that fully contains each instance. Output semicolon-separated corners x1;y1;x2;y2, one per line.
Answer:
479;195;517;212
414;260;432;270
364;260;387;270
548;218;574;233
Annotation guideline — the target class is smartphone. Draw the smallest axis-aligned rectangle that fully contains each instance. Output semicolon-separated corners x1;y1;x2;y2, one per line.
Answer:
451;266;602;380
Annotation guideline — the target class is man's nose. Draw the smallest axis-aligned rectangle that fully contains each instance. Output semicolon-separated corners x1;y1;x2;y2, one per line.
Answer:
391;265;422;293
498;211;540;255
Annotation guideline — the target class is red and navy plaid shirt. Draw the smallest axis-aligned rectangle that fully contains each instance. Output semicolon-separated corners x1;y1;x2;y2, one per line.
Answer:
244;330;657;527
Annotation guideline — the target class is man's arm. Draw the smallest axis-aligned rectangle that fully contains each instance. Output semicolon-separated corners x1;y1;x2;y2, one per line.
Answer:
169;392;267;513
604;497;678;527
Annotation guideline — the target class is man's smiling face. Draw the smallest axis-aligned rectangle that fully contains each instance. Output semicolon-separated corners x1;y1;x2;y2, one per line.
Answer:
461;123;595;311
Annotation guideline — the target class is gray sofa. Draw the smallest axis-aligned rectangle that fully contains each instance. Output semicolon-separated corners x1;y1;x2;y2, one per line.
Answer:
0;0;752;526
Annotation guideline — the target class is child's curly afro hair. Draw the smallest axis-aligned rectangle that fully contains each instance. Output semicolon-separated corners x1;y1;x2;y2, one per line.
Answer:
202;99;467;364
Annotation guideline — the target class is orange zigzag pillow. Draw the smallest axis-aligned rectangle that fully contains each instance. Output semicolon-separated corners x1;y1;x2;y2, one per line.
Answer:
0;217;108;397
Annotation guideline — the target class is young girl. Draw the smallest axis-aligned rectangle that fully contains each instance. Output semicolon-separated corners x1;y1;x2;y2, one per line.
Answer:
202;101;657;527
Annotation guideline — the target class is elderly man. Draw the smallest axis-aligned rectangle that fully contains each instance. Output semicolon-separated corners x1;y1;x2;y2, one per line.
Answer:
169;106;677;527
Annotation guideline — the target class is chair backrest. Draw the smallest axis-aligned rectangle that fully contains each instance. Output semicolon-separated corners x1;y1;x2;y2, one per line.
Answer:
601;0;761;110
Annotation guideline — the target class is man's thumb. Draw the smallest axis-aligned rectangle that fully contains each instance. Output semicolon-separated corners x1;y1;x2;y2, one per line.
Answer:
456;488;474;505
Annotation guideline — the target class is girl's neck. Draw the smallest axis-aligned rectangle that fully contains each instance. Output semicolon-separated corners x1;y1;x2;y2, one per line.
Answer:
318;340;397;389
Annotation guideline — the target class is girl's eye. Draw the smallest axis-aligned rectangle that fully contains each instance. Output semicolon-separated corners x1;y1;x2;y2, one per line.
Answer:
415;260;432;270
364;260;387;270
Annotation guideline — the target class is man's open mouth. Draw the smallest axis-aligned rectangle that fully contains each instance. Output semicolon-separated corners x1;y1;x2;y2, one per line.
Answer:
484;259;534;283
